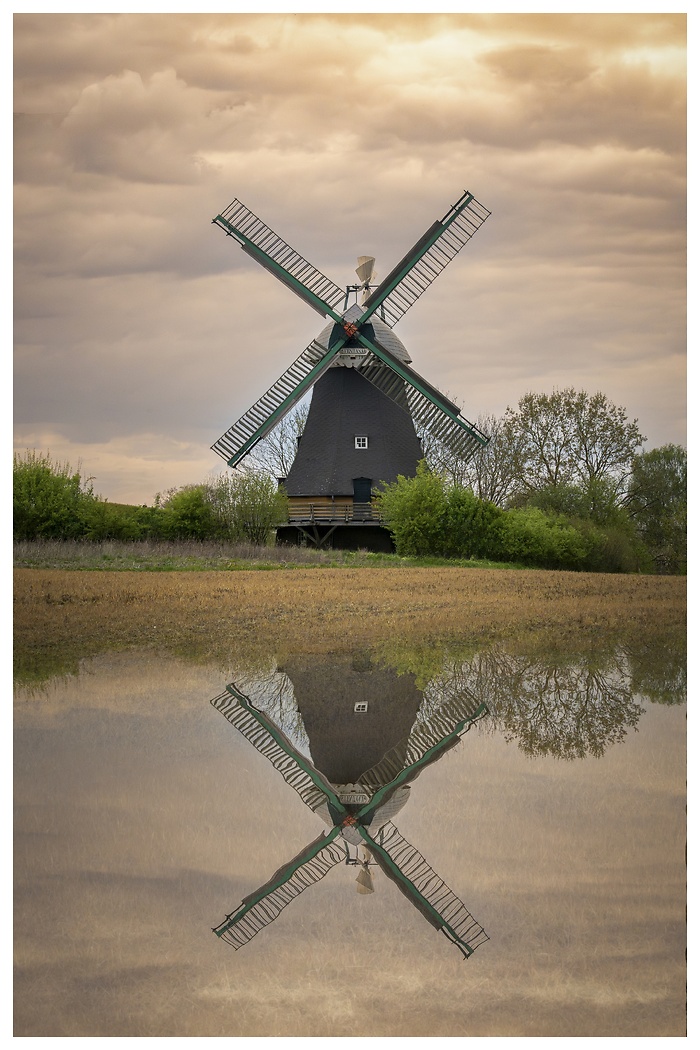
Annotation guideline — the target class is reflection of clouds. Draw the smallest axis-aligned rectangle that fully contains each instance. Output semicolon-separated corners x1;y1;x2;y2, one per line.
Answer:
14;651;685;1035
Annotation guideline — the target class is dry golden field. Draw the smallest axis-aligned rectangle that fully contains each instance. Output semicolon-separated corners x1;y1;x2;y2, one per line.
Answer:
14;567;686;672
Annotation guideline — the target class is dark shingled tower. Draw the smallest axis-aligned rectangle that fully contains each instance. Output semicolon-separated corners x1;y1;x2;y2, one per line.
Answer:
278;315;423;549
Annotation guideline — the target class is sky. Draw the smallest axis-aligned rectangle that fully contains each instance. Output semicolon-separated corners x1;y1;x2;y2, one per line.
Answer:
13;9;687;505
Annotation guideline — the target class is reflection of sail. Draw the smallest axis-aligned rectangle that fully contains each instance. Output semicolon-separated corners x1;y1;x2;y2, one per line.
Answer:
358;681;485;795
211;677;488;958
213;829;345;949
211;686;344;820
362;822;489;959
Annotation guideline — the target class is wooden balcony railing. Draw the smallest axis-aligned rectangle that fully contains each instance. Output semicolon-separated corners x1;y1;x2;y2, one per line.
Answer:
286;499;382;523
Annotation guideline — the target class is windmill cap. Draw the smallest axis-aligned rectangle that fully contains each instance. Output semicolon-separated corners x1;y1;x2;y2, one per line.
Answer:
318;312;412;366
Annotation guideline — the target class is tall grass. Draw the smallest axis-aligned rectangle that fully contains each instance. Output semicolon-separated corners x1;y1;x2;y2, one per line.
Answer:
12;538;522;572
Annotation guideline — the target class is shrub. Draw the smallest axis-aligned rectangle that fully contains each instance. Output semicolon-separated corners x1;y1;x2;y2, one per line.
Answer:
160;485;226;541
13;450;99;540
375;462;451;557
206;470;289;545
492;507;589;570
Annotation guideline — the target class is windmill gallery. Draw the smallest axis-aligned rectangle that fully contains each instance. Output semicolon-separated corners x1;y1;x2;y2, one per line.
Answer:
211;191;490;550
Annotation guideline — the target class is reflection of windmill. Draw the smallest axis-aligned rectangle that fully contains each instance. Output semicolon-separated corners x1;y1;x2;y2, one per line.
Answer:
211;192;490;548
210;677;489;959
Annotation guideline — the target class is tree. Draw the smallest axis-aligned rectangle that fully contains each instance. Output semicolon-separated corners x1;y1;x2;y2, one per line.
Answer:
13;450;98;539
501;389;645;500
419;412;523;507
625;444;686;574
526;475;625;528
207;469;289;545
248;403;309;479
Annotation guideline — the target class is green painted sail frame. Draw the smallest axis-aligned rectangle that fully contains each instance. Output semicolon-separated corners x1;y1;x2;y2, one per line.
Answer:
357;190;480;325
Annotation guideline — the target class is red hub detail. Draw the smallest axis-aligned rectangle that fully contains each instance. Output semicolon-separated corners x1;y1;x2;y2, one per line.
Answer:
343;322;359;338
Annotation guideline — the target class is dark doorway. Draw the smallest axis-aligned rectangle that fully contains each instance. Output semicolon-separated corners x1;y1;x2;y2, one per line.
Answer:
353;477;372;503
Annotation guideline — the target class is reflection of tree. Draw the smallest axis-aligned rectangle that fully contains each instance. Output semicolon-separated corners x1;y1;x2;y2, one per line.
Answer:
232;662;309;752
408;648;644;761
232;632;684;770
492;652;640;759
621;631;687;706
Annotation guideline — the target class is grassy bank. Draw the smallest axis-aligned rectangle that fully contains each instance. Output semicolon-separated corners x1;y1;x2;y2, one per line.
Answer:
12;539;525;572
14;564;686;683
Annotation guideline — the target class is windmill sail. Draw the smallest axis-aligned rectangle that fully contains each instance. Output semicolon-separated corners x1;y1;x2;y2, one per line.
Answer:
210;336;343;467
354;349;488;460
360;192;491;328
213;829;346;949
360;821;489;959
213;198;346;319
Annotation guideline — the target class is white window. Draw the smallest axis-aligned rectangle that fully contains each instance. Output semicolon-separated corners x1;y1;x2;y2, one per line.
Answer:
355;436;368;449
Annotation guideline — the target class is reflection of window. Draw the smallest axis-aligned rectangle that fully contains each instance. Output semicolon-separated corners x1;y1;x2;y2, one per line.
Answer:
355;436;368;449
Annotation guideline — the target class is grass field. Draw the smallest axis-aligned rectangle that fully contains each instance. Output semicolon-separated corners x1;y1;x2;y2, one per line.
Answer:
14;559;686;684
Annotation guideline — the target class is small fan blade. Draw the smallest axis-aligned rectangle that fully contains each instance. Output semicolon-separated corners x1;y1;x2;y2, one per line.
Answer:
355;256;376;284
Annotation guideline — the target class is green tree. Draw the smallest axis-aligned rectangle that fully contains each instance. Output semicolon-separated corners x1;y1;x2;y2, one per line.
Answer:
625;444;686;573
501;389;645;500
375;462;453;557
207;470;289;545
13;450;98;539
82;500;145;541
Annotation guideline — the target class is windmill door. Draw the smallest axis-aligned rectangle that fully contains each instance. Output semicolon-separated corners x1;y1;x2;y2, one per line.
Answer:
353;477;372;520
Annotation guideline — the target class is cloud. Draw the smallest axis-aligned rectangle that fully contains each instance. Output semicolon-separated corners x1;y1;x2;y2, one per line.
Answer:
13;12;686;503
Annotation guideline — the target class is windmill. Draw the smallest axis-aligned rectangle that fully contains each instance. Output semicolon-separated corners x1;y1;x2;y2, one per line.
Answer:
210;673;489;959
211;191;491;548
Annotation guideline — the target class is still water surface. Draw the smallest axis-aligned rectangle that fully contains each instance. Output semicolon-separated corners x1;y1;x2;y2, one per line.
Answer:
14;640;686;1037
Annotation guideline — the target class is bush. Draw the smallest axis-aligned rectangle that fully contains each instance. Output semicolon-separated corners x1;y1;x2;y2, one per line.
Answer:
206;470;289;545
13;450;99;540
375;462;451;557
492;507;589;570
573;518;651;574
159;485;226;541
377;463;501;559
82;501;169;541
442;486;502;559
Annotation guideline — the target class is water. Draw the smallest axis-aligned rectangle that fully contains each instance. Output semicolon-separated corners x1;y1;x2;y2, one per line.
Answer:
14;640;686;1037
